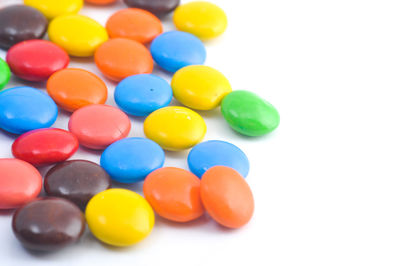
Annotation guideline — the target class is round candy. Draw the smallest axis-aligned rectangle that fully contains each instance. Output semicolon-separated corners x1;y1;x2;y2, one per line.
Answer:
106;8;162;44
171;65;231;110
0;87;58;134
123;0;180;16
0;159;42;209
45;160;111;210
0;5;47;50
12;197;85;251
0;58;10;90
24;0;83;20
47;68;108;112
144;106;206;151
95;38;153;81
68;104;131;150
49;15;108;57
6;40;69;82
86;188;154;246
86;0;117;5
150;31;206;73
188;140;249;178
221;90;280;136
114;74;172;116
101;137;164;183
173;1;228;40
143;167;204;222
201;166;254;229
12;128;79;166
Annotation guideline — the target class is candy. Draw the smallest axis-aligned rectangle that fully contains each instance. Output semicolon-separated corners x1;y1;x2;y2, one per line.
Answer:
114;74;172;116
143;167;204;222
6;40;69;82
68;104;131;150
86;0;117;5
144;106;206;150
171;65;231;110
101;137;164;183
173;1;227;40
0;58;10;90
150;31;206;72
0;87;58;134
12;198;85;251
188;140;249;178
24;0;83;20
44;160;111;210
0;5;47;50
12;128;79;166
123;0;180;16
49;15;108;57
200;166;254;228
86;188;154;246
47;68;107;112
95;38;153;81
221;90;280;136
106;8;162;44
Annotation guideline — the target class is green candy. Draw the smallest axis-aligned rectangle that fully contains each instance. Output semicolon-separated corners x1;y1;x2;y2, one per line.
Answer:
0;58;10;90
221;90;280;137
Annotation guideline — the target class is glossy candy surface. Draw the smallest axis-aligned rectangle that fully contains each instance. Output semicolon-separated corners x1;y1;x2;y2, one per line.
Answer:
0;5;47;50
12;128;79;166
45;160;111;210
0;58;10;90
200;166;254;228
114;74;172;116
173;1;227;40
0;87;58;134
144;106;206;150
47;68;107;112
68;104;131;150
221;90;280;136
86;188;154;246
24;0;83;20
144;167;204;222
123;0;180;16
106;8;162;44
6;40;69;82
101;137;164;183
171;65;231;110
49;15;108;57
150;31;206;72
95;38;153;81
12;197;85;251
188;140;249;178
86;0;117;5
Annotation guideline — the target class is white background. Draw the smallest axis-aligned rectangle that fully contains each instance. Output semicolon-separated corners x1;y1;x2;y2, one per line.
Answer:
1;0;400;265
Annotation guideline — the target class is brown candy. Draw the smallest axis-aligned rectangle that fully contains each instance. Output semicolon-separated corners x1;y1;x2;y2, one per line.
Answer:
123;0;180;16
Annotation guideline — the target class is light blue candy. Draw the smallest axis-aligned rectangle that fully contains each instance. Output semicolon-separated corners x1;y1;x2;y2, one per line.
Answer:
188;140;250;178
0;86;58;134
114;74;172;116
100;137;165;183
150;31;206;72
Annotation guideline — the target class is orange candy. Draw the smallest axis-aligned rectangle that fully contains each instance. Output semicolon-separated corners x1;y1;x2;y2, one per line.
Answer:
143;167;204;222
200;166;254;229
95;38;153;81
106;8;162;44
85;0;117;5
47;68;107;112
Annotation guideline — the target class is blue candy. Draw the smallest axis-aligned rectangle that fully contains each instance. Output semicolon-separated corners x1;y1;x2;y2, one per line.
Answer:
115;74;172;116
188;140;250;178
0;86;58;134
150;31;206;72
101;137;165;183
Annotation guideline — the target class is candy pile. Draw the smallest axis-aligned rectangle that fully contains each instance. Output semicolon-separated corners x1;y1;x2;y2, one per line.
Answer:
0;0;280;251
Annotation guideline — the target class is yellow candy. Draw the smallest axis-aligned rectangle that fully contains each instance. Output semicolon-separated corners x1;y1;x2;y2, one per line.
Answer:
144;106;206;151
173;1;228;40
24;0;83;20
85;189;154;247
48;15;108;57
171;65;232;110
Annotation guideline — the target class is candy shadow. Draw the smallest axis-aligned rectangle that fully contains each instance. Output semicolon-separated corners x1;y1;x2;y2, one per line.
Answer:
0;209;14;216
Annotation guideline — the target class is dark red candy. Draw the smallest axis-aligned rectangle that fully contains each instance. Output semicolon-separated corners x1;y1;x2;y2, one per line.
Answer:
44;160;112;210
12;128;79;166
123;0;180;16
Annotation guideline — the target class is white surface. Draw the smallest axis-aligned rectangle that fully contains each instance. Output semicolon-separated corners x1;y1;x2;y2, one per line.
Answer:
1;0;400;265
